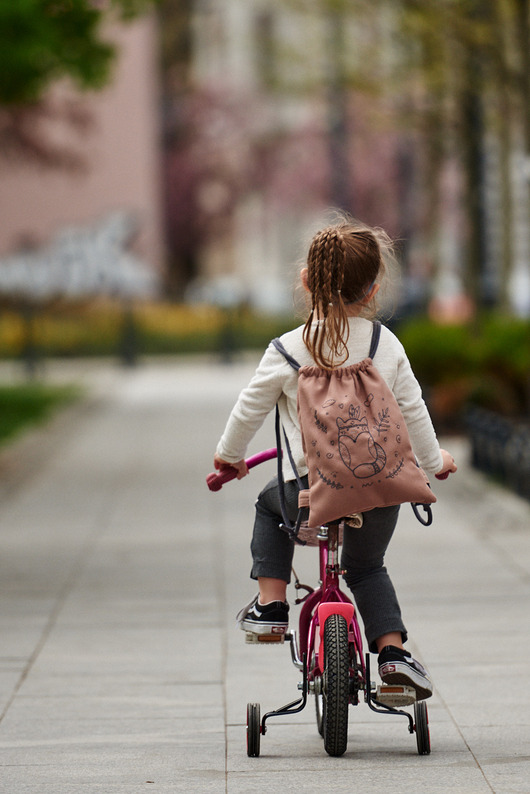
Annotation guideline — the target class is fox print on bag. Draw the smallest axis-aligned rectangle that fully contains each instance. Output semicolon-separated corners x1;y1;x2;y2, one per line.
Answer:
337;404;387;478
273;322;436;529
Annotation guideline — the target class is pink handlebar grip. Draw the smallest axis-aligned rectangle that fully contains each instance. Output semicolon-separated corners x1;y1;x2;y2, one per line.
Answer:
206;448;278;492
435;471;450;480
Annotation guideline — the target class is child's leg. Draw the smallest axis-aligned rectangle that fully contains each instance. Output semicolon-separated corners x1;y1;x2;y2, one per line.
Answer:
237;476;303;635
258;577;288;603
250;476;303;600
342;505;433;699
341;504;407;653
375;632;405;652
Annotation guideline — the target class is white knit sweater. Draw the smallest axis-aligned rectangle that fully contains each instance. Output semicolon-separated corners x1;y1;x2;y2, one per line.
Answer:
216;317;444;478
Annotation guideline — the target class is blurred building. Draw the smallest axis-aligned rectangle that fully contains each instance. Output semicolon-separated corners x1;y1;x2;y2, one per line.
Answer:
165;2;440;314
171;0;331;313
0;14;164;279
165;1;530;317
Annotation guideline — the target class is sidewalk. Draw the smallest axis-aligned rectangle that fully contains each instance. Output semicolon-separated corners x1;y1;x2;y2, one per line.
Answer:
0;357;528;793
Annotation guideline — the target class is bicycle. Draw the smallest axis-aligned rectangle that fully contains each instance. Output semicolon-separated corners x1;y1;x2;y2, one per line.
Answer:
207;448;439;758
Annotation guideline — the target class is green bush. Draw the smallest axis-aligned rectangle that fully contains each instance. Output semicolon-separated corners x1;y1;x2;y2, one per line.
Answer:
397;320;479;384
396;314;530;424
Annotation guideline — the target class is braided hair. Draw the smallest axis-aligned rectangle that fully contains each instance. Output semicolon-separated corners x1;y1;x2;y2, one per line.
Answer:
302;220;388;369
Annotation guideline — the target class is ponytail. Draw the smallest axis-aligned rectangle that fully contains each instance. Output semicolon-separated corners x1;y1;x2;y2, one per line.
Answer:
302;220;387;370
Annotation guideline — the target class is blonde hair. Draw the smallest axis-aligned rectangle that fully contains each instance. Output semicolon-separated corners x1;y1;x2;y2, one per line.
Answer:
302;218;394;370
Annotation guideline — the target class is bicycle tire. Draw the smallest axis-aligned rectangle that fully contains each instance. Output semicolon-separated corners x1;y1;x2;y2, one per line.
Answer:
246;702;261;757
315;693;324;736
322;613;350;757
414;700;431;755
310;649;325;736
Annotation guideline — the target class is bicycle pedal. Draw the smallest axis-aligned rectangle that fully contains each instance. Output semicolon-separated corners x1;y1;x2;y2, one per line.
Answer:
245;631;285;645
376;685;416;707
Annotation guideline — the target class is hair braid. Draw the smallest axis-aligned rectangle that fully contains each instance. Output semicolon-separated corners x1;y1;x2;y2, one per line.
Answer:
304;228;350;368
302;218;390;369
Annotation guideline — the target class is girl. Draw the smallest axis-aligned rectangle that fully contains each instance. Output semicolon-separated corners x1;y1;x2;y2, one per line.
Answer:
213;218;457;700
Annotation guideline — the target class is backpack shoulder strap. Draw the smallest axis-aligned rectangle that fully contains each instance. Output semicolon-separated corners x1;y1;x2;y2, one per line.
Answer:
271;338;306;540
275;326;381;367
368;321;382;360
272;337;301;371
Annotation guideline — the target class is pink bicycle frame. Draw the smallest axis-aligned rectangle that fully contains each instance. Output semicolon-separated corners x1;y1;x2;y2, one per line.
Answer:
297;526;366;680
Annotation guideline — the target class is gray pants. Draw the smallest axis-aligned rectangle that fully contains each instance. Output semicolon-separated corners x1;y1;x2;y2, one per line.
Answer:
250;476;407;653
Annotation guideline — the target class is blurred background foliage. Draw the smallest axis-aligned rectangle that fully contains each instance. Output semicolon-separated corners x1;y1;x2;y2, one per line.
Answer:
0;301;296;358
0;0;158;167
0;0;156;105
0;0;528;443
0;299;526;430
397;314;530;427
0;380;79;446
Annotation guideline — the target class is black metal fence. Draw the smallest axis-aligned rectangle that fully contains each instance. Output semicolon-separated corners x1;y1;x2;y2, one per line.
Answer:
467;407;530;501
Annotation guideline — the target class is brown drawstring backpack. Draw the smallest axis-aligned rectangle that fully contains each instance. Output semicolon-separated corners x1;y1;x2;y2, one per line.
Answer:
273;322;436;537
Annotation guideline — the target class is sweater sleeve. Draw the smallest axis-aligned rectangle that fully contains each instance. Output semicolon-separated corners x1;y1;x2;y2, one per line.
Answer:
392;340;444;475
215;343;288;463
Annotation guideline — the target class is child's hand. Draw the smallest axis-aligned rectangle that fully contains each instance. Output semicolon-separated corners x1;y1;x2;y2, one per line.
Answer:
214;454;249;479
436;449;457;479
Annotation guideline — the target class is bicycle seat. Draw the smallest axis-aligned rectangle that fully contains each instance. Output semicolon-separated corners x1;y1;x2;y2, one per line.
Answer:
296;492;363;545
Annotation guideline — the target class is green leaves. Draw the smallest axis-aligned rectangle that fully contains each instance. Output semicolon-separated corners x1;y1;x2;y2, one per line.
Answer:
0;0;156;105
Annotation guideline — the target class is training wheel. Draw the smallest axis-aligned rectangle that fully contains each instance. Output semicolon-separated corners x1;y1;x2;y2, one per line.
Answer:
414;700;431;755
246;702;261;757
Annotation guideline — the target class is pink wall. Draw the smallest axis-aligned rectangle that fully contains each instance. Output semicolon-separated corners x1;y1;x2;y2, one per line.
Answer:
0;14;164;271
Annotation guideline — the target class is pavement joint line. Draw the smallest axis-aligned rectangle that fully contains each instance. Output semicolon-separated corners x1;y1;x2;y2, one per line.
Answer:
211;506;230;794
0;556;83;724
0;506;113;725
0;408;131;726
432;687;496;794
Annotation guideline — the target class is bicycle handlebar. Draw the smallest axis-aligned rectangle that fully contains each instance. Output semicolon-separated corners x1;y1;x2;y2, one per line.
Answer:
206;448;451;491
206;448;278;491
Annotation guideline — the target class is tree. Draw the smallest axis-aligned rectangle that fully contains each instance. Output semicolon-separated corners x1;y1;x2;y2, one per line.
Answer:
0;0;157;168
284;0;530;311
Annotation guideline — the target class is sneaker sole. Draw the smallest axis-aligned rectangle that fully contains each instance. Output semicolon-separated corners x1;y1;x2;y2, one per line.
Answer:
240;619;288;636
379;662;433;701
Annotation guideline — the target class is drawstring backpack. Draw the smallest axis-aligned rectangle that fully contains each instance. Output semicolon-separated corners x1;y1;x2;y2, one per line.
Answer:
273;321;436;541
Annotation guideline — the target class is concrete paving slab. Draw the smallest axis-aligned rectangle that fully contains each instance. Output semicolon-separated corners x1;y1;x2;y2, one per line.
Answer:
226;772;491;794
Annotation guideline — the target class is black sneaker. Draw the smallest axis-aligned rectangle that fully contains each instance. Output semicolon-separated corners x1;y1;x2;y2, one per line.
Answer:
378;645;433;700
236;595;289;637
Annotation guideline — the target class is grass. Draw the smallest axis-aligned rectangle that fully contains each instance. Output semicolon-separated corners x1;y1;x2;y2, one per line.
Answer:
0;383;81;446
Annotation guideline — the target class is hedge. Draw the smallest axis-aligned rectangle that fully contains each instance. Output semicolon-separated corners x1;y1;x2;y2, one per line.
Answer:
396;314;530;426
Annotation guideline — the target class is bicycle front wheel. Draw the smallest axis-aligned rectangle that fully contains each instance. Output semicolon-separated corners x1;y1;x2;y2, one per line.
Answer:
322;613;350;757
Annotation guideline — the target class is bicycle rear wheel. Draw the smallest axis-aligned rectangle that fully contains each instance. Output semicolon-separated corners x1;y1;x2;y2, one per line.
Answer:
322;613;350;757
